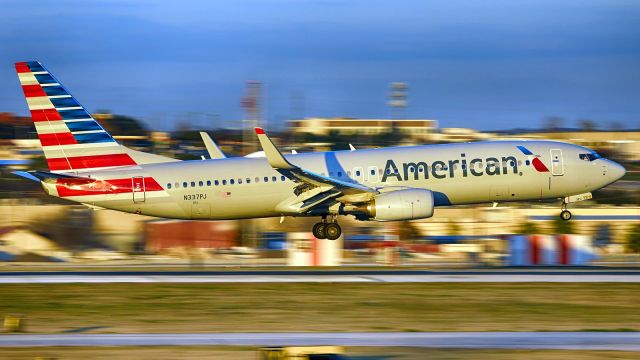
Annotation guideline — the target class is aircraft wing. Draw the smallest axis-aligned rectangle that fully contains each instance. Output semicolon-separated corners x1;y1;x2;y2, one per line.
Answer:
255;128;378;215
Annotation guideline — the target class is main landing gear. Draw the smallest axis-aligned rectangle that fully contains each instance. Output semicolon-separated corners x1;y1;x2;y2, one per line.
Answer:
560;200;572;221
312;216;342;240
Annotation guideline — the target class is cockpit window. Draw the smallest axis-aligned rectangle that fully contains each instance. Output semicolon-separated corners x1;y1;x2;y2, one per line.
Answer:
579;152;601;161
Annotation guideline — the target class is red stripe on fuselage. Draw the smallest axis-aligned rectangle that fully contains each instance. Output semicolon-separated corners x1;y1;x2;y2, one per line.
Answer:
56;177;164;197
31;109;62;122
39;132;77;146
15;62;30;73
532;158;549;172
22;84;46;97
47;153;137;171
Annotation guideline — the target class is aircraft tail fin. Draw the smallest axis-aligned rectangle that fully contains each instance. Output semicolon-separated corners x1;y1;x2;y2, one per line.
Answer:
15;61;140;173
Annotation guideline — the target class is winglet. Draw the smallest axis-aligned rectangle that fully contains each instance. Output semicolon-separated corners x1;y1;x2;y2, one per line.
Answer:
199;132;226;159
254;127;295;169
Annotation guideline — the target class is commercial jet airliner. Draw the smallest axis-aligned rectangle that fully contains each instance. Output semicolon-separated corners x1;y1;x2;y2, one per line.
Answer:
13;61;626;240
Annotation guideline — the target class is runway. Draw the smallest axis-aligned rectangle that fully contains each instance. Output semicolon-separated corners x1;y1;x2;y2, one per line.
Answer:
0;270;639;283
1;332;639;350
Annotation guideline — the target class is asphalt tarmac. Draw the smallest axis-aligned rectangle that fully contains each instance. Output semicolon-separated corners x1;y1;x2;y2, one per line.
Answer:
0;269;639;283
1;332;639;350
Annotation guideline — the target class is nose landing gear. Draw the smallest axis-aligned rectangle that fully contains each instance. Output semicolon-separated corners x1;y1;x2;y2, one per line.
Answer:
559;200;572;221
312;216;342;240
560;209;572;221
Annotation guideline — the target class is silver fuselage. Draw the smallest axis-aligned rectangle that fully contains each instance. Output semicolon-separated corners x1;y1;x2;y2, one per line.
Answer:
49;140;625;220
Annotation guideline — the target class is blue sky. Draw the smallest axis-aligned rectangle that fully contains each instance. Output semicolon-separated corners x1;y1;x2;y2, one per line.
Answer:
1;0;639;130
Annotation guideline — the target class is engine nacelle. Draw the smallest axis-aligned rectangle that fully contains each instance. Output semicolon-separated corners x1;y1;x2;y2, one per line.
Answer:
365;188;434;221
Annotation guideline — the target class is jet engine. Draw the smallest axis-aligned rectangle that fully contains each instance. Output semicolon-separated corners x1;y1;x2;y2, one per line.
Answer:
360;188;434;221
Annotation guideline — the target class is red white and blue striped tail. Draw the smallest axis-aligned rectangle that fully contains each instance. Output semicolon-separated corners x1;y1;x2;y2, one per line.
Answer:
15;61;138;173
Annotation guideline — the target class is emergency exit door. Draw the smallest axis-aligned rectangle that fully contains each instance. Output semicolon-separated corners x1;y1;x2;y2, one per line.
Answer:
550;149;564;176
132;176;145;203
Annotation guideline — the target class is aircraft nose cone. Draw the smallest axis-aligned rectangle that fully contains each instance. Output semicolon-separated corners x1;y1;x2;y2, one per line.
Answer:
609;161;626;182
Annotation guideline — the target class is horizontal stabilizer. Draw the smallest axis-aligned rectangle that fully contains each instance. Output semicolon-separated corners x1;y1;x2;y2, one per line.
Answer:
13;170;93;182
11;171;40;182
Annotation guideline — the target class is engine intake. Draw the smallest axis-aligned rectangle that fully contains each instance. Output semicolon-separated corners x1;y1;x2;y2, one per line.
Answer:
364;188;434;221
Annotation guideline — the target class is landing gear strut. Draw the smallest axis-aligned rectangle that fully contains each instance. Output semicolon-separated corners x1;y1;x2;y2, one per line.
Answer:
560;200;572;221
312;216;342;240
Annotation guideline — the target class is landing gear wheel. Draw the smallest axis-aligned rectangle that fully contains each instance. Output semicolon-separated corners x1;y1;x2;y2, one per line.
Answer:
324;223;342;240
560;210;572;221
312;222;327;239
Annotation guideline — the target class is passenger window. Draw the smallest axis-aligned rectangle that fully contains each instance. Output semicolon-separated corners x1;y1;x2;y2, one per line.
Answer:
281;176;286;182
356;170;361;176
206;180;211;186
370;169;375;175
174;182;179;188
167;183;172;189
255;177;260;183
230;179;235;185
183;182;187;188
246;178;251;184
264;176;269;182
238;178;243;184
191;181;195;187
222;179;227;185
272;176;277;182
214;180;219;186
198;181;203;187
338;171;342;177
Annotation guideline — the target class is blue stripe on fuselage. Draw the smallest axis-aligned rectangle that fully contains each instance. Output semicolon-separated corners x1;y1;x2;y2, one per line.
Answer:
517;145;533;155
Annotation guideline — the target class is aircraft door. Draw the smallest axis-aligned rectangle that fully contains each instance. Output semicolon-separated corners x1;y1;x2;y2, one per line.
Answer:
367;166;379;183
550;149;564;176
132;176;145;203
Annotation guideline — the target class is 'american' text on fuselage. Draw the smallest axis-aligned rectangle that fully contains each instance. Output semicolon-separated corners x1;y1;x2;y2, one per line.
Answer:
381;154;519;182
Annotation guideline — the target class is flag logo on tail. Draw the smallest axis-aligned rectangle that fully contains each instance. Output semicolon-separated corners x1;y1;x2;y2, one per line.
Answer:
15;61;137;172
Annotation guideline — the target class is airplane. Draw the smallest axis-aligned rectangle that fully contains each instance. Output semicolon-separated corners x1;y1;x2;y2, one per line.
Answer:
13;61;626;240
